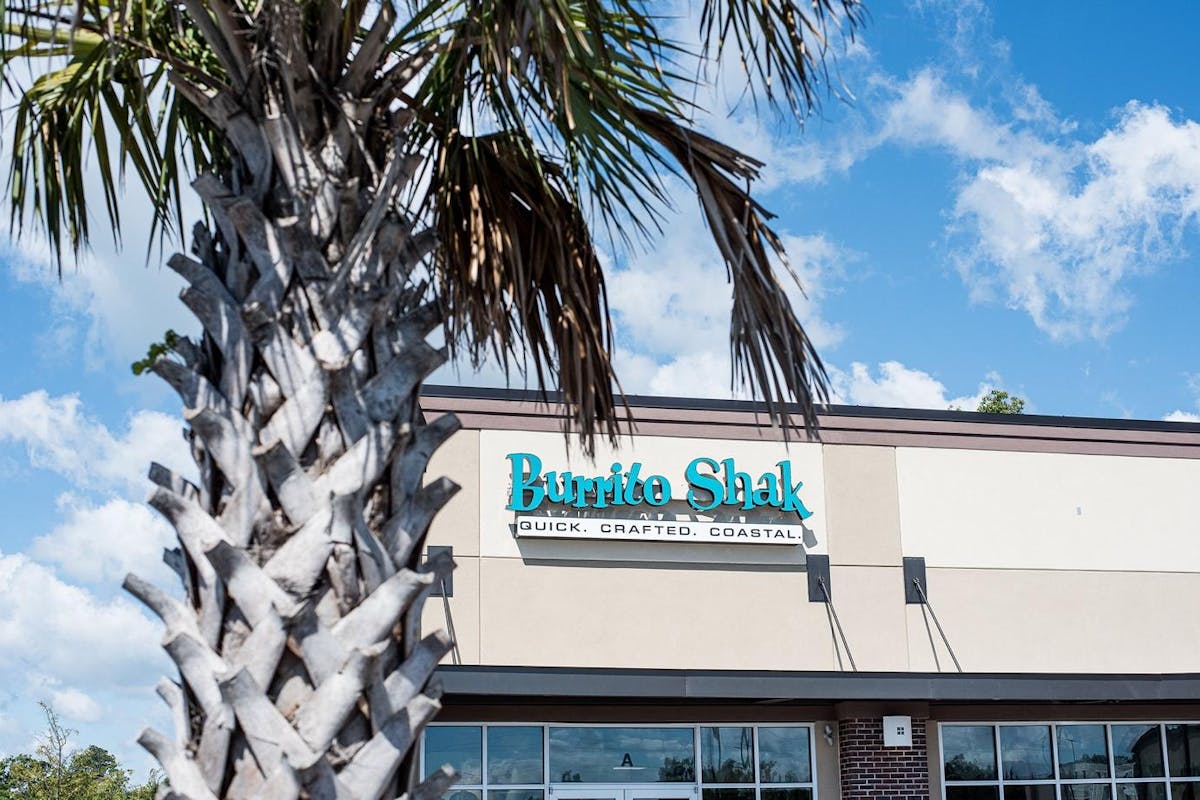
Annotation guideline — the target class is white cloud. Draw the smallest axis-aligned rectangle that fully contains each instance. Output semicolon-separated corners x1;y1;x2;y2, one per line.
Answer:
829;361;1011;410
9;244;194;372
0;391;178;766
636;350;736;399
871;66;1200;341
952;103;1200;339
876;69;1021;161
1163;375;1200;422
48;687;103;724
0;552;164;691
30;496;176;587
908;0;1004;81
0;390;191;494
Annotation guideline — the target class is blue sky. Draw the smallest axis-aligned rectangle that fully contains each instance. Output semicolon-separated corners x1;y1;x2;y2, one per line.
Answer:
2;0;1200;771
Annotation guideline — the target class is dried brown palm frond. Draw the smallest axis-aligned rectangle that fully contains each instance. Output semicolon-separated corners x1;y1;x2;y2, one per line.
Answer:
634;108;830;430
432;131;622;445
402;0;689;250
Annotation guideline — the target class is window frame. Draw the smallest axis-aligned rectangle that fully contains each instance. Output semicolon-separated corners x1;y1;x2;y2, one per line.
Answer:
420;722;818;800
938;721;1200;800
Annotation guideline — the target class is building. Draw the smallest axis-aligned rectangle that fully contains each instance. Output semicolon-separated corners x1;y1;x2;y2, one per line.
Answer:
415;386;1200;800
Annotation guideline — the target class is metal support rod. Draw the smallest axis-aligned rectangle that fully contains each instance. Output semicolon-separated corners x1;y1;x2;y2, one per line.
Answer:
912;578;962;672
440;576;462;665
818;577;857;672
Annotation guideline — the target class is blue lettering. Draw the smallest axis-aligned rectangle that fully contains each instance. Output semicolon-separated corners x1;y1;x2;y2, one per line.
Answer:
504;453;815;520
778;461;813;518
623;462;644;504
608;463;626;506
644;474;671;506
545;471;574;505
572;475;604;509
720;458;756;510
685;457;724;511
506;453;545;511
753;472;780;508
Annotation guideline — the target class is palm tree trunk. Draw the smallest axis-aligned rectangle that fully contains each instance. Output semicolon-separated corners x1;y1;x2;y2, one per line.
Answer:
123;43;460;800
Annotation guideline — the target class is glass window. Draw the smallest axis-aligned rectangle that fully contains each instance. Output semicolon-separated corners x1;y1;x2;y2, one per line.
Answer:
1002;786;1055;800
760;789;812;800
489;727;544;785
1000;726;1053;781
702;727;755;783
427;726;483;785
1060;725;1111;779
549;727;695;783
944;723;1200;800
1168;725;1200;778
1114;725;1166;778
1116;784;1167;800
702;790;756;800
1172;784;1200;800
757;727;812;784
946;788;1000;800
944;726;999;781
488;792;542;800
427;723;815;799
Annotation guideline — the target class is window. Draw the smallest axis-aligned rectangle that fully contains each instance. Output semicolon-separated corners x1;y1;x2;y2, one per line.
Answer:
421;724;816;800
940;723;1200;800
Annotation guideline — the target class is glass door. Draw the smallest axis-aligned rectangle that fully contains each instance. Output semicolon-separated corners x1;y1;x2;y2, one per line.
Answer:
624;787;698;800
551;789;624;800
551;790;696;800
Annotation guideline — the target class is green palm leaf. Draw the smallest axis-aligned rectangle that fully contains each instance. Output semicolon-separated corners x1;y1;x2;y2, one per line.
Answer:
3;0;862;440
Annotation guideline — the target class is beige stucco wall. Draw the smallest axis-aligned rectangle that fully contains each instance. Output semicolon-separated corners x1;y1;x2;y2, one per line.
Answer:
906;567;1200;673
815;726;840;797
422;429;1200;674
896;447;1200;572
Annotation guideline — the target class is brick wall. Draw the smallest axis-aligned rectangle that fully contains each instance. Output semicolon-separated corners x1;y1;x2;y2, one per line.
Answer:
838;717;930;800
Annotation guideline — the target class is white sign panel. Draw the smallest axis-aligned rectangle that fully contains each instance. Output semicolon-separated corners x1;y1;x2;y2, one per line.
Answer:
515;515;807;545
478;429;827;564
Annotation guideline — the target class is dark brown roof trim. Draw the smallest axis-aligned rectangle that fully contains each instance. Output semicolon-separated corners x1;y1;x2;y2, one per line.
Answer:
421;385;1200;458
438;665;1200;703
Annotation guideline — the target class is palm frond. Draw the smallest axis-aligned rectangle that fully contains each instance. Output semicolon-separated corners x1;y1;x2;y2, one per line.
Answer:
3;0;228;270
400;0;851;438
699;0;866;115
432;131;622;450
400;0;693;251
2;0;860;443
635;108;829;429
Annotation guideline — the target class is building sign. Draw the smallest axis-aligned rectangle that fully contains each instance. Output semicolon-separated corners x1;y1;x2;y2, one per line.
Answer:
506;452;815;546
514;516;809;545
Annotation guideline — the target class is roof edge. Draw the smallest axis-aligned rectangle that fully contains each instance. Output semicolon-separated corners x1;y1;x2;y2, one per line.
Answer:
422;383;1200;436
437;664;1200;703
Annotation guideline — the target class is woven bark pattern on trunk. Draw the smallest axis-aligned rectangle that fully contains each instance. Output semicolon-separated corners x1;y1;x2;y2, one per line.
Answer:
124;17;459;797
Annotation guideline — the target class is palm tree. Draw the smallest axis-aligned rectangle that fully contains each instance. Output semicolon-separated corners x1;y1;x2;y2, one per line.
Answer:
1;1;862;798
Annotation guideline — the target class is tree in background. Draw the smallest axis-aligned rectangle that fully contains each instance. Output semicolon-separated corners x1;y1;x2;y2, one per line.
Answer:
976;390;1026;414
1;1;862;797
0;704;161;800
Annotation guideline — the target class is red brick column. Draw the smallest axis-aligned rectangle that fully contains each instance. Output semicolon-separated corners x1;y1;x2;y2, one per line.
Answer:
838;717;930;800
